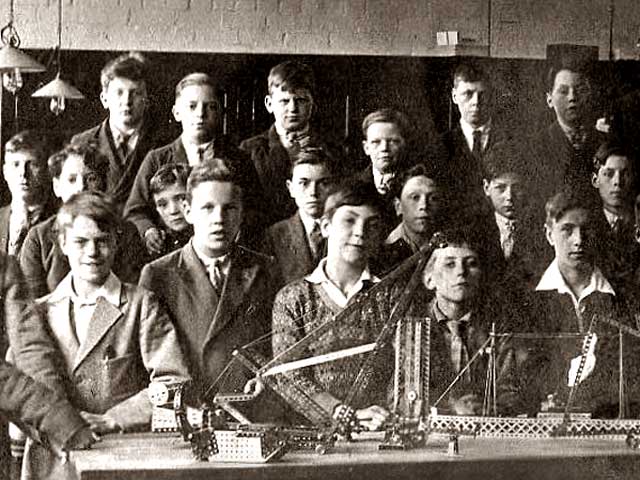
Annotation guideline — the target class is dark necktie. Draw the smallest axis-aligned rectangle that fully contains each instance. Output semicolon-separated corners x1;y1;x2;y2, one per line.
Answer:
9;209;32;256
208;259;224;295
471;129;483;158
308;222;324;262
117;135;130;162
447;319;470;381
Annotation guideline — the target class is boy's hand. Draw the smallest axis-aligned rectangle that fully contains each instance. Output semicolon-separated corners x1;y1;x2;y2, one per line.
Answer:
355;405;389;431
64;426;100;450
451;394;482;415
79;412;120;434
144;227;165;255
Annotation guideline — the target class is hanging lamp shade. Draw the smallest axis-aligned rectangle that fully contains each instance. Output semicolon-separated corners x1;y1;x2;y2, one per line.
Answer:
0;44;45;72
32;73;84;99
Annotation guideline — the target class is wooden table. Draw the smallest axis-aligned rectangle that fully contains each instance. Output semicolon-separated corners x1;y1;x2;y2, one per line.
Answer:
70;432;640;480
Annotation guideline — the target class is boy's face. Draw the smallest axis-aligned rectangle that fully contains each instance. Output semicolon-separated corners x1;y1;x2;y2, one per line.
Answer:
286;163;332;219
153;183;189;232
482;172;525;220
424;245;482;304
321;204;381;268
100;77;148;132
3;150;47;205
592;154;633;212
184;180;243;258
362;122;406;174
546;208;595;272
172;84;219;144
53;154;106;203
452;79;491;128
265;86;313;133
546;69;590;128
59;215;116;288
395;175;444;235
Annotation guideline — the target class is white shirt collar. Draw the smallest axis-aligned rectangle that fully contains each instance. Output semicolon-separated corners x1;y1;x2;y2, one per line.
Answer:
371;167;395;195
298;210;321;237
191;239;231;276
109;122;140;148
181;138;214;167
536;258;615;310
494;212;515;234
49;271;122;307
275;124;309;149
459;118;491;152
305;258;380;308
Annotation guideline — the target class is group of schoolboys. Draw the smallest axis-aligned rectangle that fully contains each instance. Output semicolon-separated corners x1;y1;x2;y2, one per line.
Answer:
0;51;640;480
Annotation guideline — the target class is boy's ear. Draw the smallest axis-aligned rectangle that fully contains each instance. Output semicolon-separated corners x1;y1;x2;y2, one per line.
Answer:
591;172;599;189
182;200;194;225
451;87;458;106
320;216;331;238
52;177;61;199
264;95;273;114
172;104;181;123
546;92;554;109
544;223;554;247
393;197;402;217
286;179;295;199
99;90;109;109
58;231;69;258
482;179;491;196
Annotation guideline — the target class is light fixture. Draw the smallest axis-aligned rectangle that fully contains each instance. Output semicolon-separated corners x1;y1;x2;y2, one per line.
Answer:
31;0;84;115
0;0;45;94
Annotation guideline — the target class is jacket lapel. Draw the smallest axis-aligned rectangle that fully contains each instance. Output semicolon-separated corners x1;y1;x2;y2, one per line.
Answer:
204;249;260;345
290;213;314;266
0;206;10;253
73;294;125;372
178;244;220;341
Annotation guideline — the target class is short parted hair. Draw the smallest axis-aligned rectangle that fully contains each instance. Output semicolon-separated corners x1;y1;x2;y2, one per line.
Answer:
545;59;590;94
453;63;489;88
390;163;443;200
186;159;241;204
175;72;219;103
4;130;50;165
100;52;149;91
150;163;189;197
48;142;109;184
323;179;385;221
592;141;635;176
267;61;315;96
361;108;411;140
289;146;336;179
55;191;121;239
423;228;481;285
544;187;597;228
482;141;530;181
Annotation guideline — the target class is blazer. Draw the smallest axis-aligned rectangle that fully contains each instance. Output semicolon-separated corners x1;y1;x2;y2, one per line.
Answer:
239;125;346;227
265;212;318;290
0;202;56;257
14;278;190;479
124;136;264;245
139;242;275;399
71;118;167;211
19;215;148;299
528;120;603;207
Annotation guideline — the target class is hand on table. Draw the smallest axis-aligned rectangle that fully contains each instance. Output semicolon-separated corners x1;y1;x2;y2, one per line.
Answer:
64;426;101;450
79;412;120;434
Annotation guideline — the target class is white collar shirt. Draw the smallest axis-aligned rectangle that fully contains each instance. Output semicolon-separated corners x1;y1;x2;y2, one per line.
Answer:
109;122;140;154
460;119;491;153
536;259;615;318
182;138;214;167
305;258;380;308
49;272;122;347
372;167;395;195
191;240;231;278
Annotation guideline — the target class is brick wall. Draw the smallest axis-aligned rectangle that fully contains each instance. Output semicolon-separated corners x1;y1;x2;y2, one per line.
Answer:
6;0;640;59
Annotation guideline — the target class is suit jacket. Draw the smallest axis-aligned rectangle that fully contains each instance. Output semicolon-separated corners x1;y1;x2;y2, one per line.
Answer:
239;125;346;227
521;287;640;417
265;212;319;290
139;242;275;399
0;202;56;257
431;124;510;207
71;118;167;211
528;120;603;207
124;136;264;246
19;214;148;299
14;277;190;479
